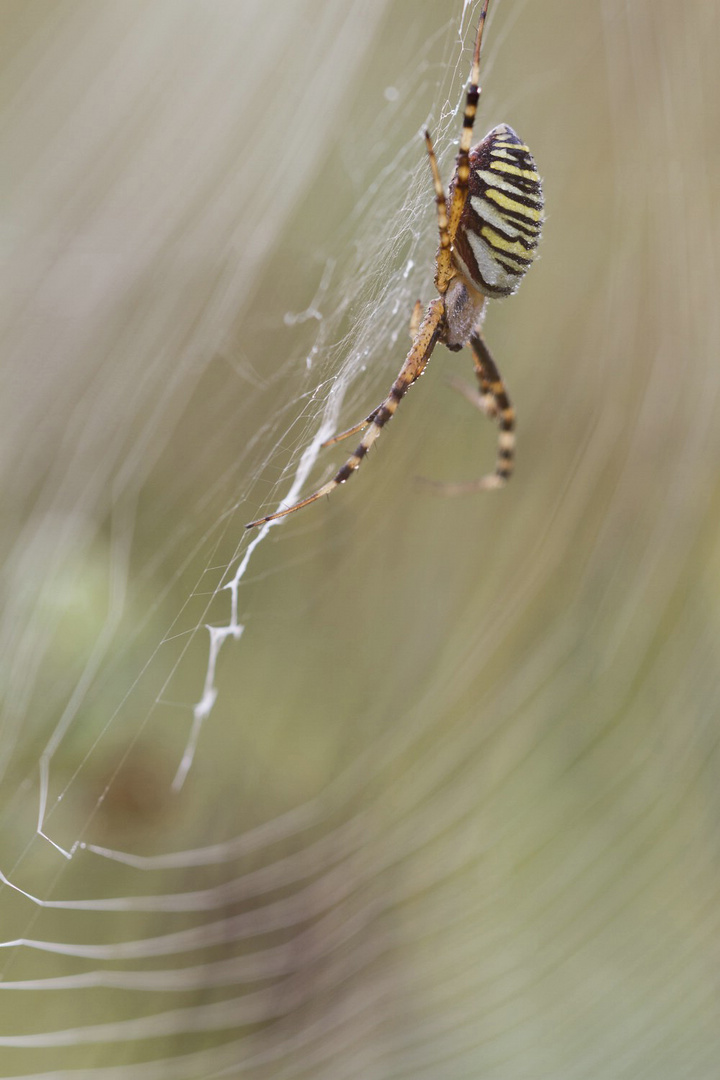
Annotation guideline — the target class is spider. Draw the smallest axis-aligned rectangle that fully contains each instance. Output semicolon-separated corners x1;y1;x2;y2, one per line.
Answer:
246;0;543;529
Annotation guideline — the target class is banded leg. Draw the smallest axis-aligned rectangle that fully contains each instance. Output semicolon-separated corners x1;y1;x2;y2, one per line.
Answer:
435;0;490;293
246;299;444;527
470;331;515;487
421;331;514;497
322;300;426;449
446;365;498;418
321;407;380;449
424;128;451;271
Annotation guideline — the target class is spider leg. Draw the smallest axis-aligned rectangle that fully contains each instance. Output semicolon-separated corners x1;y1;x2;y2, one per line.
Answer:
424;129;451;269
469;331;515;486
409;299;423;339
435;0;490;293
321;410;379;448
246;299;444;527
447;325;505;419
421;331;514;497
322;300;425;448
446;372;498;418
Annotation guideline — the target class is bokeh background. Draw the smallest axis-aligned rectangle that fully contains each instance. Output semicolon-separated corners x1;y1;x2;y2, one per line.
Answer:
1;0;719;1076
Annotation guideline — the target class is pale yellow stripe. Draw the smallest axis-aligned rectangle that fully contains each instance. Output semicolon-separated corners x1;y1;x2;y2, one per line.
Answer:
476;170;543;202
481;226;531;258
485;187;543;222
490;160;539;180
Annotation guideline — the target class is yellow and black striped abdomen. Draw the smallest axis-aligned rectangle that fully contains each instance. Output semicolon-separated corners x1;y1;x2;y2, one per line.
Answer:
453;124;543;299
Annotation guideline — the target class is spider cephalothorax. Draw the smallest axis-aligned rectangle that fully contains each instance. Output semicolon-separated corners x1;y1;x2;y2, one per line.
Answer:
247;0;543;528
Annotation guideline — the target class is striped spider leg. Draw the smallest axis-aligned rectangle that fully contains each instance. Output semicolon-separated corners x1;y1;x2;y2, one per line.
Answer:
246;0;543;529
246;299;445;528
430;332;516;496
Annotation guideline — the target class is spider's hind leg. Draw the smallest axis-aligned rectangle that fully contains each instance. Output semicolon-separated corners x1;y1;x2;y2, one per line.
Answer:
433;0;490;294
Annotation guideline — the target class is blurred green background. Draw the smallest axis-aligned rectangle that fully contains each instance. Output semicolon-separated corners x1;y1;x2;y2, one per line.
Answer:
1;0;719;1076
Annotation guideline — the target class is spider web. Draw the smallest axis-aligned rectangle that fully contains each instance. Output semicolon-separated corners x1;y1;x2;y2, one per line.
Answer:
2;1;720;1077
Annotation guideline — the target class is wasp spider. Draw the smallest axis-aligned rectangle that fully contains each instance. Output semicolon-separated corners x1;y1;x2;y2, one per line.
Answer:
247;0;543;529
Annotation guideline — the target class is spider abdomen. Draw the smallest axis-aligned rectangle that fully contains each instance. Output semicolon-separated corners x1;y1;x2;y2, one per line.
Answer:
452;123;543;299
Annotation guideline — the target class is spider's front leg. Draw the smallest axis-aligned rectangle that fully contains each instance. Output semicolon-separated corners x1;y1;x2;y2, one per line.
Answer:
422;331;515;498
446;372;499;419
245;299;444;528
470;332;515;488
321;300;426;449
